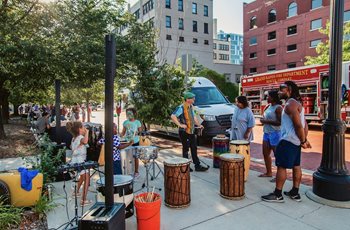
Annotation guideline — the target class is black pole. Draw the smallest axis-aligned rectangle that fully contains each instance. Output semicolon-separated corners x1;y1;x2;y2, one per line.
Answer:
55;79;61;144
105;34;116;207
313;0;350;201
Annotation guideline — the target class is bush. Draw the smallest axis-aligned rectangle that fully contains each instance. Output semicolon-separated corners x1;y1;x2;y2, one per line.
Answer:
0;200;22;230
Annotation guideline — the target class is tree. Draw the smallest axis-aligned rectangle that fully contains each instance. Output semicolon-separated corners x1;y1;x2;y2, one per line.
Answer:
305;22;350;65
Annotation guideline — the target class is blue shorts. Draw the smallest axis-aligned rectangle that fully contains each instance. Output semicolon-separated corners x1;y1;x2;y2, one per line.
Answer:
263;131;281;147
113;160;122;175
275;140;301;169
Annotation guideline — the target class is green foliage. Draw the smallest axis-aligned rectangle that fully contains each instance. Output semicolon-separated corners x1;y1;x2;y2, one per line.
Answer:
0;200;22;230
305;22;350;65
32;194;58;218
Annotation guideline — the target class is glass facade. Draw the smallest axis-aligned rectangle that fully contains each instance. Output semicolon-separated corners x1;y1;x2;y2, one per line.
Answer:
217;30;243;65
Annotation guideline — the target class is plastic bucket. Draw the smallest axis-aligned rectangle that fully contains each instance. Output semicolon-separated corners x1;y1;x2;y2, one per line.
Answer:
135;193;161;230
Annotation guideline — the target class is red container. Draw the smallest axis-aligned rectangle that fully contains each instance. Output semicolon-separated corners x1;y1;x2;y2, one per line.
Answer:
135;193;161;230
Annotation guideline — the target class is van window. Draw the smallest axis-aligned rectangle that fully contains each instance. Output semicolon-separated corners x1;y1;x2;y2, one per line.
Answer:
191;87;228;106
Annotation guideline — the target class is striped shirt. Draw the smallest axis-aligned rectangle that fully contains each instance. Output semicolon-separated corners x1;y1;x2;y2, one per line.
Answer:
98;135;121;161
172;103;195;134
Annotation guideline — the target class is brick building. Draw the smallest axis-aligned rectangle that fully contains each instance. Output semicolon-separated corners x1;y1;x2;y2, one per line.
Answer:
243;0;350;75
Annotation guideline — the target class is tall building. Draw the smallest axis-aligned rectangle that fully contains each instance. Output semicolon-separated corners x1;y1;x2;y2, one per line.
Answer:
126;0;242;83
243;0;350;75
214;30;243;65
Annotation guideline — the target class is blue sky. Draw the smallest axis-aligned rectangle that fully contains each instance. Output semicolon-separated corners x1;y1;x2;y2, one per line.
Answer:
127;0;256;35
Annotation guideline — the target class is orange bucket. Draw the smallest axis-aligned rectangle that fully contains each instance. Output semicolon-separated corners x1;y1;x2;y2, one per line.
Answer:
135;193;161;230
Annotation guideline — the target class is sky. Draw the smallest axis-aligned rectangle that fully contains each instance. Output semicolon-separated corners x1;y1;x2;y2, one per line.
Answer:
126;0;256;35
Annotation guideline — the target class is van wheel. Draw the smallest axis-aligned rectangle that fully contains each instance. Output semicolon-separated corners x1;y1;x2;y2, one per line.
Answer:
0;180;11;205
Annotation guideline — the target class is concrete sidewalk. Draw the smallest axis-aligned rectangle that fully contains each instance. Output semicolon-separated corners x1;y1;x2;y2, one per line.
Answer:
44;149;349;230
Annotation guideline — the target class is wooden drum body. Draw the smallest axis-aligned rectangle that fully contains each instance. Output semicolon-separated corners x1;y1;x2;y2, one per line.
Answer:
229;140;250;181
163;157;191;208
212;135;230;168
219;154;245;200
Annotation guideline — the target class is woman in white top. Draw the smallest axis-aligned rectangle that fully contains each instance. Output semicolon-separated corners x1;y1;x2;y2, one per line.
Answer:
66;121;91;206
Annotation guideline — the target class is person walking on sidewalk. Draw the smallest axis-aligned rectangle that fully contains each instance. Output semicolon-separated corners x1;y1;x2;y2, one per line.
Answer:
261;81;311;203
171;92;208;172
259;91;282;178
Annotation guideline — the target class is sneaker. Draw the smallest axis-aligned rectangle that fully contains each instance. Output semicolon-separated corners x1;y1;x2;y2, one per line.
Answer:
261;193;284;203
283;191;301;202
195;165;208;172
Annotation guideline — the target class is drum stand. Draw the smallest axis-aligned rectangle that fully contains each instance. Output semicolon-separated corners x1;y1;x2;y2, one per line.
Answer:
63;172;80;230
149;158;164;180
137;161;162;193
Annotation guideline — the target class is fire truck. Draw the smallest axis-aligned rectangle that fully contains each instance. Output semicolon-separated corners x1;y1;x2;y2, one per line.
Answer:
241;62;350;126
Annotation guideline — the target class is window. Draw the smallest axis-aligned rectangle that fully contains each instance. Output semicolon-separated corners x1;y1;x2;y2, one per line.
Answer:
310;18;322;30
288;2;297;17
250;16;257;29
166;16;171;28
179;36;184;42
268;9;277;23
287;25;297;35
179;18;184;30
204;23;209;34
213;53;217;59
204;5;209;16
267;65;276;71
213;43;217;49
287;62;297;68
192;3;197;14
166;34;172;40
134;9;140;19
249;52;257;59
178;0;183;11
219;54;230;60
193;38;198;43
143;0;154;14
249;36;257;45
311;0;322;10
267;48;276;55
287;44;297;52
166;0;171;9
250;68;257;74
310;39;321;48
345;10;350;22
193;21;198;32
204;40;209;45
268;31;276;40
219;44;229;51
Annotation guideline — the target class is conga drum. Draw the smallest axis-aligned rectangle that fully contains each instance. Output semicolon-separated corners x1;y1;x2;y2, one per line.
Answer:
163;157;191;208
212;135;230;168
219;154;245;200
230;140;250;181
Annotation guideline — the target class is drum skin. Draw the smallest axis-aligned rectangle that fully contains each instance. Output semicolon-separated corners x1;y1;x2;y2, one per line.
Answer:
212;136;230;168
229;140;250;181
163;158;191;208
219;154;245;200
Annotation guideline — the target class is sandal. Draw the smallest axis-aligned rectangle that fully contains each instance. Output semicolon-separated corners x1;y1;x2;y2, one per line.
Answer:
80;200;92;207
71;192;81;197
258;173;272;178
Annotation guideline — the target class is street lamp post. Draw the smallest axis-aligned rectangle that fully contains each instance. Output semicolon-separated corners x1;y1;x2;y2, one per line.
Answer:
312;0;350;201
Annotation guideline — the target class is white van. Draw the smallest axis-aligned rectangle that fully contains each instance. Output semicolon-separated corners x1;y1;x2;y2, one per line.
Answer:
151;77;237;139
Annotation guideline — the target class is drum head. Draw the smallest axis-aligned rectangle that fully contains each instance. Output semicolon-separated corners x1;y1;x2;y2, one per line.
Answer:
164;157;191;166
135;146;158;153
96;175;133;186
230;140;249;145
213;135;229;141
220;153;244;161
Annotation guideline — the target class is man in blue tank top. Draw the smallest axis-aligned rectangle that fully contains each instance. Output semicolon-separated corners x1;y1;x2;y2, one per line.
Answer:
262;81;311;203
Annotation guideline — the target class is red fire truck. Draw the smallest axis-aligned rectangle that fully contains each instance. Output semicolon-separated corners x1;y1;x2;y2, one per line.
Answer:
241;62;350;126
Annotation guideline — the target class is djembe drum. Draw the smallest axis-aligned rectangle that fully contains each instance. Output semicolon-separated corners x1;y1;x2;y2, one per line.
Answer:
229;140;250;181
219;154;245;200
163;158;191;208
212;135;230;168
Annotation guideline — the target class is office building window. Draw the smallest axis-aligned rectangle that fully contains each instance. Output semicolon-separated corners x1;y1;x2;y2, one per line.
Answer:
219;44;229;51
143;0;154;14
287;25;297;35
267;65;276;71
204;5;209;16
179;36;184;42
250;68;257;74
250;16;257;29
193;38;198;43
288;2;297;17
166;34;172;40
268;31;276;40
287;44;297;52
219;54;229;60
310;18;322;30
345;10;350;22
204;40;209;45
267;48;276;55
249;52;257;59
213;43;217;49
213;53;217;59
134;9;140;19
268;9;277;23
178;0;183;11
192;3;197;14
287;62;297;68
179;18;184;30
193;21;198;32
249;36;257;45
310;39;321;48
166;16;171;28
204;23;209;34
166;0;171;9
311;0;322;9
